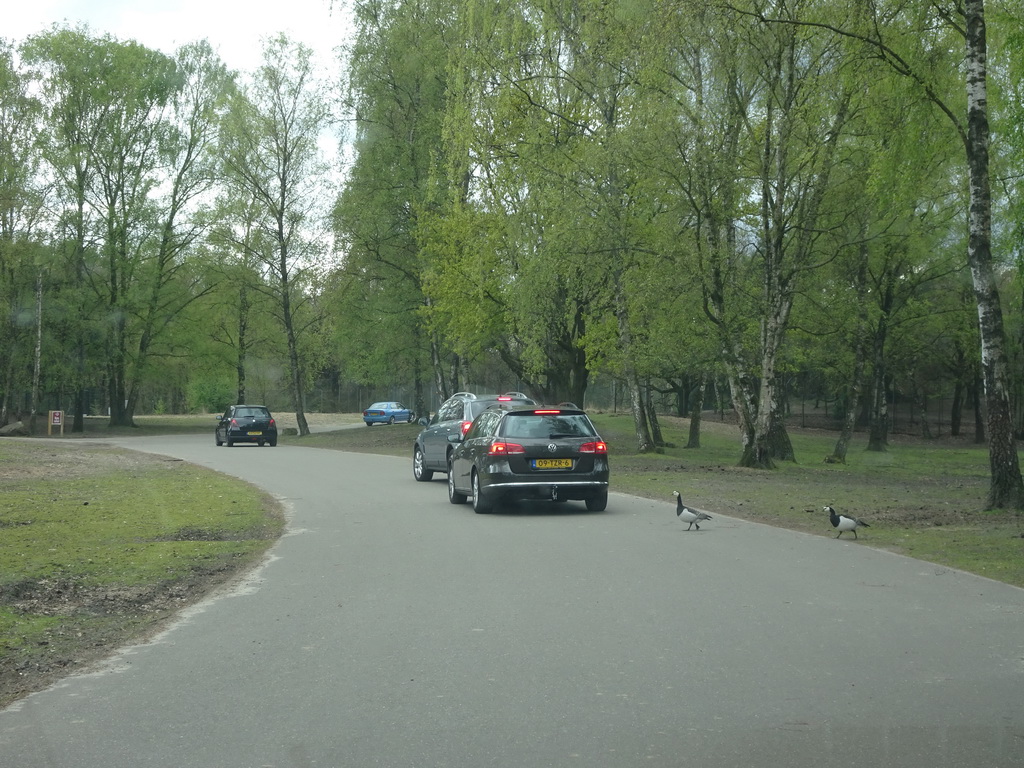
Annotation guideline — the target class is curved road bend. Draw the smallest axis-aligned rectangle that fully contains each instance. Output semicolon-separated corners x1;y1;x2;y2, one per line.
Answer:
1;434;1022;768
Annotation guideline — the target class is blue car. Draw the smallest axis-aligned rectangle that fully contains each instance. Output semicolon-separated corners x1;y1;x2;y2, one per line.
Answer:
363;401;415;426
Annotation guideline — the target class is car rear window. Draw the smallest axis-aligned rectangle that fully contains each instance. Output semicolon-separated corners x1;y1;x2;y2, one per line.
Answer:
502;412;597;438
237;407;268;418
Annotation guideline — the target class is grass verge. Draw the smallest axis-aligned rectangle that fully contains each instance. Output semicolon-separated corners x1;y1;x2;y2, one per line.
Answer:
0;439;283;707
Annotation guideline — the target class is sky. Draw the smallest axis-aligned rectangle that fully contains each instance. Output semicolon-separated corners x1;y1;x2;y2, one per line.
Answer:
4;0;352;73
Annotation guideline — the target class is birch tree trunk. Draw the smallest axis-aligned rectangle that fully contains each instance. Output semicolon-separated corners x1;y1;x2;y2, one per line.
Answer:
685;374;706;449
867;338;890;451
830;239;870;463
28;269;43;434
963;0;1023;508
618;285;654;453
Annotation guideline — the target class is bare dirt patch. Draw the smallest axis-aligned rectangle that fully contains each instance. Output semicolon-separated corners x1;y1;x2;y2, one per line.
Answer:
0;557;248;706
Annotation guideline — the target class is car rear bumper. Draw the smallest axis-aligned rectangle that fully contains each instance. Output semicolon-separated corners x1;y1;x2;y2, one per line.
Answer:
480;477;608;501
227;431;276;443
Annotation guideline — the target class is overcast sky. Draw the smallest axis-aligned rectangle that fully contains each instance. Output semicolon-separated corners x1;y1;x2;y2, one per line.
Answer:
4;0;351;73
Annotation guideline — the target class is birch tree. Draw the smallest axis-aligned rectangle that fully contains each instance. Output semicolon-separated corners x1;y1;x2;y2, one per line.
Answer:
0;41;45;427
748;0;1023;506
221;34;335;437
23;27;111;431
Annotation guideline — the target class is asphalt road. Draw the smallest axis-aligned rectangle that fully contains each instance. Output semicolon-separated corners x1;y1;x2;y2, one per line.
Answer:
2;434;1023;768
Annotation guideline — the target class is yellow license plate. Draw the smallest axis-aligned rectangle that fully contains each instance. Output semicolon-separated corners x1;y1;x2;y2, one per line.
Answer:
533;458;572;469
247;431;262;436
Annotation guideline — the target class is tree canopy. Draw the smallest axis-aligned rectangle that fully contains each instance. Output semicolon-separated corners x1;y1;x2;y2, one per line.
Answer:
3;1;1024;508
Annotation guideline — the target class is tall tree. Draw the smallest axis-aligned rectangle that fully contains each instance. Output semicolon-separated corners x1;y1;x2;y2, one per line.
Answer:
221;34;335;437
23;26;112;431
120;40;232;422
334;0;455;418
0;40;45;426
86;39;178;427
658;1;858;467
749;0;1023;505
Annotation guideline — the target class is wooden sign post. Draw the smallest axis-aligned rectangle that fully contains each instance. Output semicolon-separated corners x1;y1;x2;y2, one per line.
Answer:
48;410;64;436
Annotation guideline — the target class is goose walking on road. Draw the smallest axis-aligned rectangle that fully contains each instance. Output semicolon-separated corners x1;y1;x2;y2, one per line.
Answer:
673;491;712;531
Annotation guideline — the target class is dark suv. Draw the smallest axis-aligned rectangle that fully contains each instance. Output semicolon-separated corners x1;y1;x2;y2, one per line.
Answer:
446;405;609;513
215;405;278;447
412;392;536;481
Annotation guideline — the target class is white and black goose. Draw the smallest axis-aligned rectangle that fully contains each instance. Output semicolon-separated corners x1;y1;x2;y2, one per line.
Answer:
673;491;712;531
826;505;869;539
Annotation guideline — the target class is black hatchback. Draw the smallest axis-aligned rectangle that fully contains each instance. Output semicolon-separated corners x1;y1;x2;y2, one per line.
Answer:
446;406;609;513
215;405;278;447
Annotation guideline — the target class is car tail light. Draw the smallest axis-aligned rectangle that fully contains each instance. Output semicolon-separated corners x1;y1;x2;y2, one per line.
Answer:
460;420;473;435
533;409;560;414
230;418;238;426
269;418;275;426
488;441;525;455
579;441;608;454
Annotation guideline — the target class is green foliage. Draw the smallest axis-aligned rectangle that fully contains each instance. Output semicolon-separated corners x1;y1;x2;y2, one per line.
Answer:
3;5;1024;482
187;375;236;413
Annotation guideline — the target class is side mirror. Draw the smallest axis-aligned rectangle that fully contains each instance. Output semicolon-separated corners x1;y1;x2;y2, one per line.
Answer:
447;432;463;444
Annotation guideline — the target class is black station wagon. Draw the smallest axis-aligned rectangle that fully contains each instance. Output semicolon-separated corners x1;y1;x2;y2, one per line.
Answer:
446;406;609;513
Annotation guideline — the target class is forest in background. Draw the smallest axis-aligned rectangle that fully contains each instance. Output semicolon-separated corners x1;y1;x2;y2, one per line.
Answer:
2;1;1024;505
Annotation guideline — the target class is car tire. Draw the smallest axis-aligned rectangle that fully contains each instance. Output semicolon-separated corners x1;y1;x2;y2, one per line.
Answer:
471;470;493;514
269;438;277;447
448;459;467;504
407;413;415;423
226;439;234;447
585;491;608;512
388;415;395;425
413;447;433;482
215;431;223;446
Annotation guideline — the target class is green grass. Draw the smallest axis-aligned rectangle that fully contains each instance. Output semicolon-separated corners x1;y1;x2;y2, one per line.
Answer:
0;441;283;705
27;414;221;438
298;421;421;456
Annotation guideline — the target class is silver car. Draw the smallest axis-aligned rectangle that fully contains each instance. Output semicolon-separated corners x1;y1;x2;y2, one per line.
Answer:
412;392;535;482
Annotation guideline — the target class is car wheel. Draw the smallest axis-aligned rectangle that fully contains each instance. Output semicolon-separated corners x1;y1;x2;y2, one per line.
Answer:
448;459;467;504
226;439;234;447
471;470;493;514
585;491;608;512
215;431;223;447
365;422;372;427
269;438;278;447
388;415;396;425
258;440;265;447
413;447;433;482
407;413;415;423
